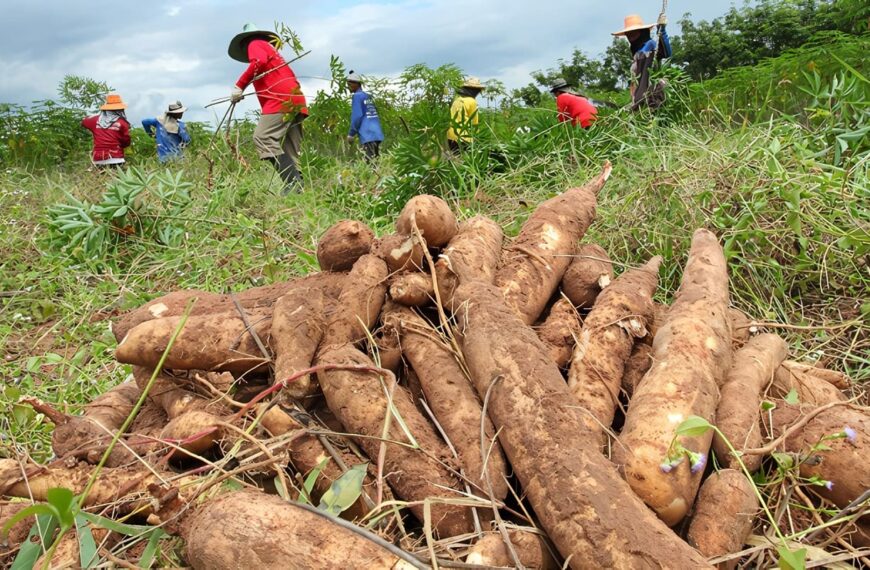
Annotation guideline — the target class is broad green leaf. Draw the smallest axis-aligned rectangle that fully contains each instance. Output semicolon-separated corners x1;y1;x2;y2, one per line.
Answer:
777;546;807;570
675;416;713;438
78;512;152;537
298;457;330;505
139;528;167;569
318;463;368;516
772;452;794;470
75;514;99;569
10;514;58;570
784;389;800;405
46;487;76;529
2;504;59;537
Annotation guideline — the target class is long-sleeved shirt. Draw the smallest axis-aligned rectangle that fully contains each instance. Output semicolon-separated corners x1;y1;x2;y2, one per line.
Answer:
348;90;384;144
447;96;479;142
556;93;598;128
635;25;672;59
235;38;308;116
81;115;131;162
142;118;191;161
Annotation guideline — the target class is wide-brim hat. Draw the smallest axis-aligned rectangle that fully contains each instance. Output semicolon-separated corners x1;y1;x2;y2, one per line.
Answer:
462;76;485;90
612;14;655;36
100;94;127;110
549;78;571;93
228;23;279;62
346;71;363;84
167;100;187;114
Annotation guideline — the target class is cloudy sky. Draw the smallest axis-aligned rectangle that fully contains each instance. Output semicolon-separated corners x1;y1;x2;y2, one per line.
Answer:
0;0;736;125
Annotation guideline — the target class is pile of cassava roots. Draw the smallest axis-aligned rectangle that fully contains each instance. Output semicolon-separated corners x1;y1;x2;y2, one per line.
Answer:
3;162;868;569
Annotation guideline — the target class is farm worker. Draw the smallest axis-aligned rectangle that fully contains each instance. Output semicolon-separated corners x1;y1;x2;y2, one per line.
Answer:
345;71;384;162
228;23;308;194
446;77;485;154
549;78;597;128
612;13;671;111
142;101;191;162
81;94;131;168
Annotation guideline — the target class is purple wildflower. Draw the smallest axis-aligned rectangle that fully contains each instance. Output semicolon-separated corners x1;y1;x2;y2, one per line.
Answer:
660;455;684;474
689;451;707;474
824;480;834;491
660;462;674;474
843;426;857;443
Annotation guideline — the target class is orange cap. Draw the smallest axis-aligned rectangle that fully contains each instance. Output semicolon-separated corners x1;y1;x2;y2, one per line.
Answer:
100;94;127;111
612;14;656;36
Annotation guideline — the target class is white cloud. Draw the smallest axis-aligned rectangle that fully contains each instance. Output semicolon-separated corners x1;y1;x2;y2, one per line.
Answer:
166;5;182;17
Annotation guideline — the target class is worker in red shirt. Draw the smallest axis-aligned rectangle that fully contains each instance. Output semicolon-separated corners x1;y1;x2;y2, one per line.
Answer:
80;94;131;168
550;78;597;129
228;24;308;193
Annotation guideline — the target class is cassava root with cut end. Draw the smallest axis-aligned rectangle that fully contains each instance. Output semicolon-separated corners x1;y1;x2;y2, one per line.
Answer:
560;243;613;309
389;271;435;307
615;229;732;527
771;362;849;406
271;286;325;401
317;220;375;271
395;194;458;248
181;491;414;569
384;304;509;500
779;360;851;390
712;333;788;472
567;256;662;445
316;344;475;537
536;297;583;368
687;469;759;569
322;254;389;347
372;233;425;274
466;530;559;569
434;215;503;305
454;281;712;569
496;161;612;325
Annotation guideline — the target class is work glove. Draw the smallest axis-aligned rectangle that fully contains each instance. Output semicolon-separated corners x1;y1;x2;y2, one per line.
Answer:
346;135;355;144
230;86;244;104
657;12;668;26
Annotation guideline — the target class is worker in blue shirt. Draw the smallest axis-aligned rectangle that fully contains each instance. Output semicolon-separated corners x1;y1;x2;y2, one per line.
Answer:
345;71;384;162
612;14;671;110
142;101;191;161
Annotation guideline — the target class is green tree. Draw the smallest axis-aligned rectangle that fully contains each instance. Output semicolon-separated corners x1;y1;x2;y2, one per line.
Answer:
57;75;113;112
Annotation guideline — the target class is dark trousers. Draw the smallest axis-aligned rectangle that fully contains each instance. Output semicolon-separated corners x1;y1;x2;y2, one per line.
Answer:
362;141;380;163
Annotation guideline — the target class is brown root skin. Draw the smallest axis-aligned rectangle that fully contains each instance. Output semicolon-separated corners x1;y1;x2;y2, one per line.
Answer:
454;281;711;569
181;491;405;569
568;256;661;445
111;272;346;342
322;254;389;348
434;215;503;305
395;194;458;248
713;334;788;471
466;530;559;569
1;501;33;565
642;301;670;346
372;233;425;274
615;229;732;527
536;297;583;369
560;243;613;309
389;272;435;307
159;410;223;459
316;344;474;538
52;381;141;467
496;162;611;325
317;220;375;271
728;308;752;349
763;402;869;510
780;361;851;390
771;362;847;406
271;287;325;401
132;367;228;420
687;469;758;568
385;305;509;500
621;342;653;398
116;311;272;373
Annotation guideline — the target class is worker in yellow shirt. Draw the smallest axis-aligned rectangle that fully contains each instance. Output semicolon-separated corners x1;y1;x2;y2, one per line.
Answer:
447;77;485;154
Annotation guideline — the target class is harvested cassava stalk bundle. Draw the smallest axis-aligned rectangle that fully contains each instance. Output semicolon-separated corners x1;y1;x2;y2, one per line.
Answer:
434;215;503;304
317;220;375;271
454;281;712;568
316;345;475;537
271;287;325;401
466;530;558;569
712;334;787;471
112;272;346;342
687;469;759;569
372;233;425;274
384;304;509;500
771;362;850;405
536;297;583;368
395;194;458;248
560;243;613;309
615;229;732;526
51;381;140;467
389;272;435;307
322;254;389;347
181;491;417;569
496;161;612;325
116;311;272;373
621;342;652;398
763;402;869;510
567;256;661;445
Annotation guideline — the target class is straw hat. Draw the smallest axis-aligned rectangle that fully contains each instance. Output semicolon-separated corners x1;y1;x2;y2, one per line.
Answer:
612;14;656;36
346;71;363;84
228;23;279;62
462;76;485;90
100;94;127;111
167;101;187;114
